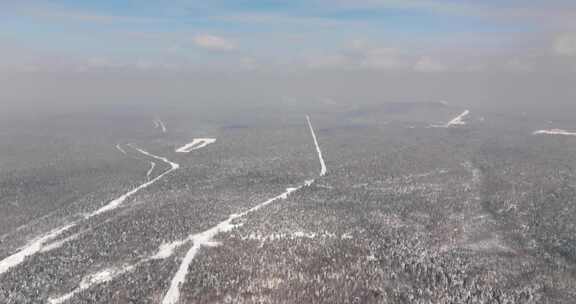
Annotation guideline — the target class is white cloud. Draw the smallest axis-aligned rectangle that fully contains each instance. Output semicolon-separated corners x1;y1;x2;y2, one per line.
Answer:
307;43;448;71
193;34;236;51
413;56;447;72
307;41;409;70
554;33;576;56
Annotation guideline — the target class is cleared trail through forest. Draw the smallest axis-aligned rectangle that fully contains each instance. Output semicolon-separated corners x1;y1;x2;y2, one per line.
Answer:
49;116;327;304
0;145;180;276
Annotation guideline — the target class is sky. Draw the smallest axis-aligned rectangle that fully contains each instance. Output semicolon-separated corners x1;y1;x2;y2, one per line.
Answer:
1;0;576;73
1;0;576;118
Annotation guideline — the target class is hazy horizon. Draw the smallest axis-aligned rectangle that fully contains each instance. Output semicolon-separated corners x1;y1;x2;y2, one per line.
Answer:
2;1;576;118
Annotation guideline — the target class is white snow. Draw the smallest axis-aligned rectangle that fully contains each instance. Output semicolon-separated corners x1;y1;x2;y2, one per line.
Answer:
46;184;303;303
153;118;167;133
341;233;353;240
240;230;353;242
49;244;177;304
161;186;302;304
446;110;470;127
86;146;179;217
80;268;117;289
306;115;327;176
162;116;328;304
49;116;328;303
49;265;137;304
0;224;75;275
162;230;226;304
151;240;187;260
1;146;180;275
146;161;156;180
115;144;127;155
175;138;217;153
131;145;179;170
40;231;83;253
533;129;576;136
431;110;470;128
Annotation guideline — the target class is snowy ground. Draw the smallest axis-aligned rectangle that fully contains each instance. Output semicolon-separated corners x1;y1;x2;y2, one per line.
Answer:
1;107;575;303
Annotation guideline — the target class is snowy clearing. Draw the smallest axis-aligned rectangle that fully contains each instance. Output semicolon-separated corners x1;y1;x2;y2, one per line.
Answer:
431;110;470;128
175;138;217;153
533;129;576;136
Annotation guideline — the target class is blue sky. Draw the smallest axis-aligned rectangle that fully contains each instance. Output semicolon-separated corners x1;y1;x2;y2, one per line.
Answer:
1;0;575;72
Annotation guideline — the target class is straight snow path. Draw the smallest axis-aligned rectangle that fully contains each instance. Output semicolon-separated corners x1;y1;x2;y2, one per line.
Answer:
0;146;180;276
306;115;327;176
533;129;576;136
176;138;217;153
